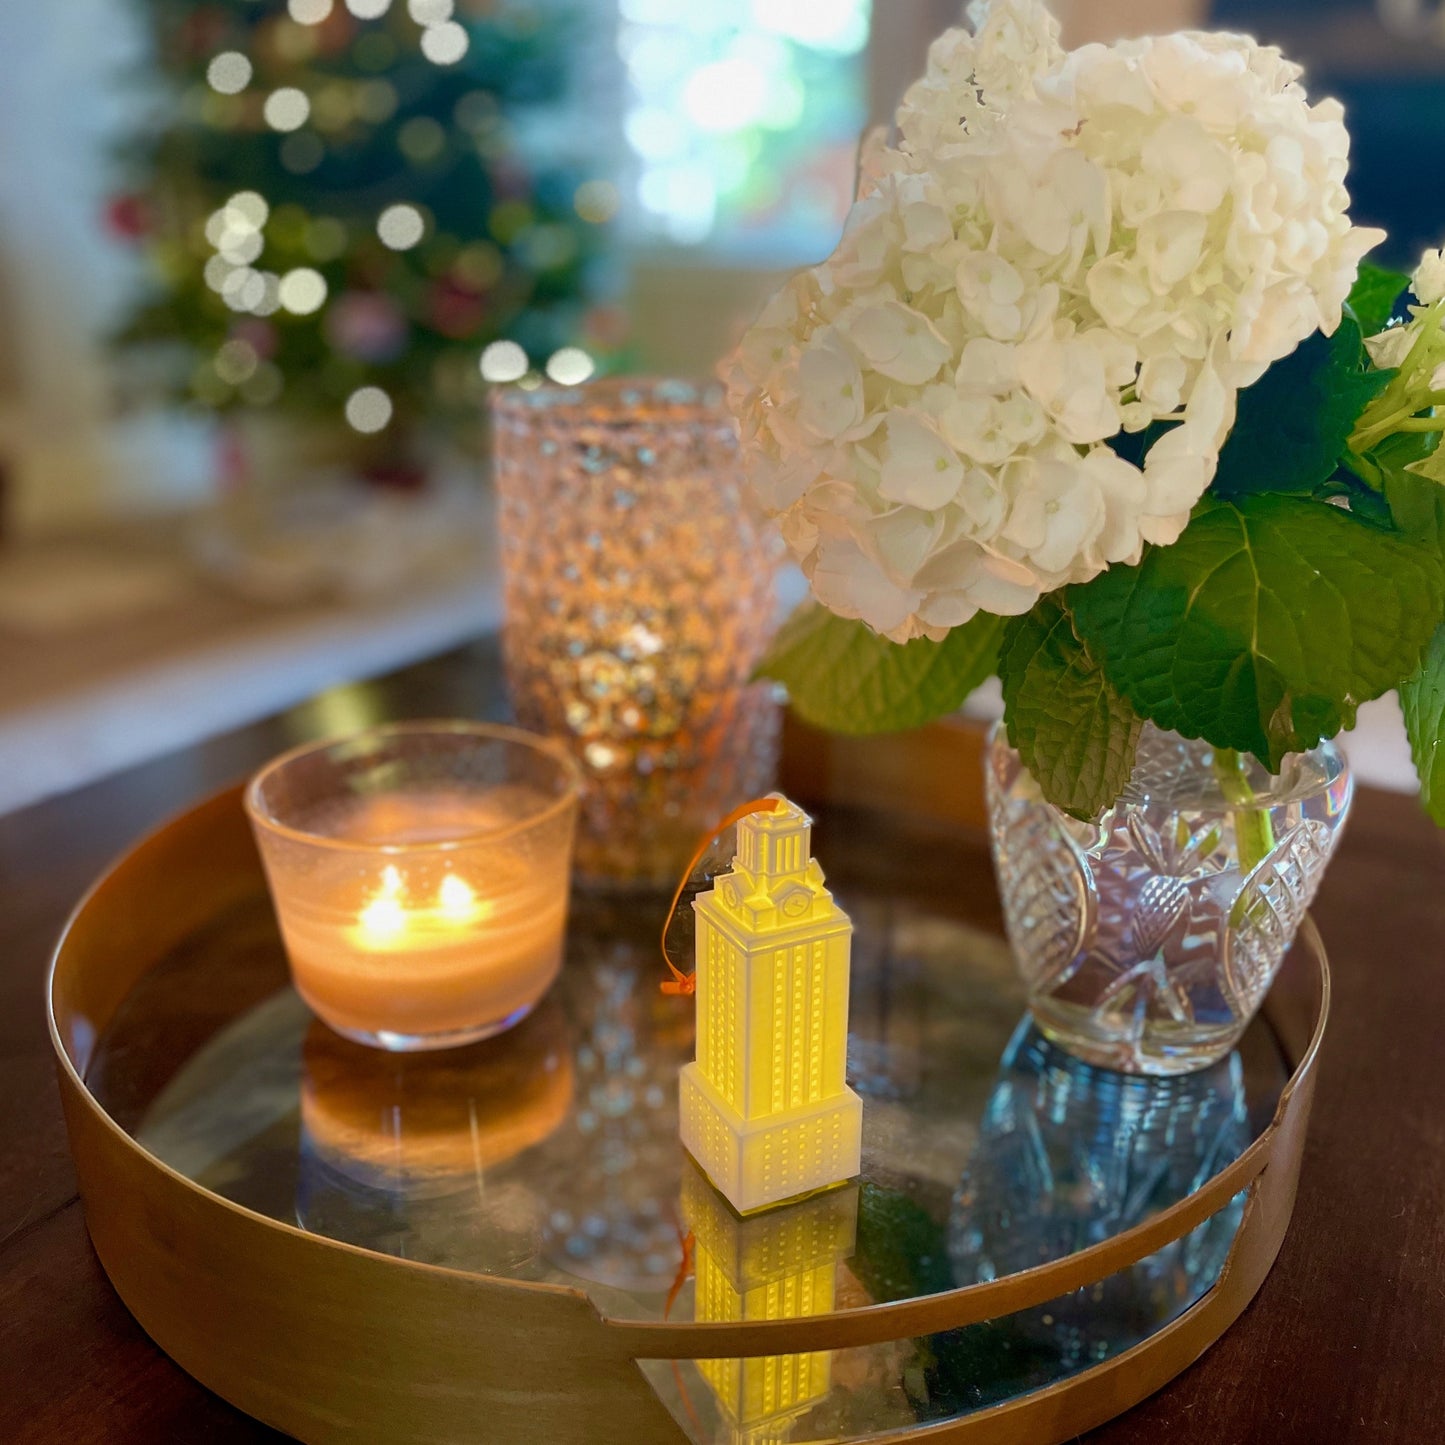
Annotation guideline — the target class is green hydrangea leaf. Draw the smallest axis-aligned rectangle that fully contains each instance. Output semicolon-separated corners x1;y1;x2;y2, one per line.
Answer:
1211;316;1393;501
997;593;1142;820
1346;260;1410;336
1401;623;1445;825
1069;494;1445;771
757;604;1003;735
1377;429;1445;544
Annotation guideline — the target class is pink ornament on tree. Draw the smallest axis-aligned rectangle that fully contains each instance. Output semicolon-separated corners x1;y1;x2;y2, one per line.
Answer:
324;292;409;363
104;194;151;241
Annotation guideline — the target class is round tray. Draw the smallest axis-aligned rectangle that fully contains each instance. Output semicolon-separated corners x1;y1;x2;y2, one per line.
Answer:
48;783;1328;1445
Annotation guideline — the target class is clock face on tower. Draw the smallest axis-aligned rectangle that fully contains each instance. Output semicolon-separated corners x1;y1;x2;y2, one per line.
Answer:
779;885;812;918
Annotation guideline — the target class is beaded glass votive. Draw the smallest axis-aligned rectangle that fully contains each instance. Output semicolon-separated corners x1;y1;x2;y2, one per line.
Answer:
491;378;782;889
246;721;580;1052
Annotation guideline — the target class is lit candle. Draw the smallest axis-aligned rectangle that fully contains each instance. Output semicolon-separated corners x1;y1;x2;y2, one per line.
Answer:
678;794;863;1214
247;723;581;1052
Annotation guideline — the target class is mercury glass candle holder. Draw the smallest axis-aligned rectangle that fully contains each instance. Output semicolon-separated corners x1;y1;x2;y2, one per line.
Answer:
490;378;783;890
246;721;580;1052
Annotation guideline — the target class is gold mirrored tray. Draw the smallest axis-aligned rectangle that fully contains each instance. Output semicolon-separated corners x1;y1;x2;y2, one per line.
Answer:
48;764;1327;1445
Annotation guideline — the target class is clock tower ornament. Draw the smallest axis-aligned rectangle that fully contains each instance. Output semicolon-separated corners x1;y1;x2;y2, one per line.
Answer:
678;794;862;1214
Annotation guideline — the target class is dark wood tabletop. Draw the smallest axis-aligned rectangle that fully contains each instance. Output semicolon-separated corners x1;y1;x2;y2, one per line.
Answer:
2;639;1443;1444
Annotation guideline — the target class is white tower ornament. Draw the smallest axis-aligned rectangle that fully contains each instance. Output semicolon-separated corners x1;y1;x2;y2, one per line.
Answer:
678;794;863;1214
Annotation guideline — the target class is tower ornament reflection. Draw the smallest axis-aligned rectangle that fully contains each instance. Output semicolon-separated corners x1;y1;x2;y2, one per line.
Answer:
682;1162;858;1443
679;795;863;1214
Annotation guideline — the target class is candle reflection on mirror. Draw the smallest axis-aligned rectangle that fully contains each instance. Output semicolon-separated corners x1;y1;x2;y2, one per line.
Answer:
296;998;574;1271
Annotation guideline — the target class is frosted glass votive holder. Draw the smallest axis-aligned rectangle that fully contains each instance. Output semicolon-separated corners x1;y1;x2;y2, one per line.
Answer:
246;721;581;1052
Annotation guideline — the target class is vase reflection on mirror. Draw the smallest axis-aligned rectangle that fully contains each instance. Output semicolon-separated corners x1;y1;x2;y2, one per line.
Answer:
296;999;573;1273
682;1161;859;1445
948;1018;1250;1370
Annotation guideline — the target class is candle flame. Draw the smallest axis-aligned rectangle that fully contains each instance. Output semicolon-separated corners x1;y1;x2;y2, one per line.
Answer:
439;872;479;919
356;865;407;942
352;866;488;948
438;872;487;922
358;894;407;942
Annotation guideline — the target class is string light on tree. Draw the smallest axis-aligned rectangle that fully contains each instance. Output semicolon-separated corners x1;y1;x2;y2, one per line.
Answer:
377;203;425;250
114;0;622;437
223;269;266;313
278;268;328;315
346;386;394;433
252;273;283;317
215;339;260;385
480;340;528;383
545;347;594;385
207;52;252;94
420;22;469;65
265;88;312;132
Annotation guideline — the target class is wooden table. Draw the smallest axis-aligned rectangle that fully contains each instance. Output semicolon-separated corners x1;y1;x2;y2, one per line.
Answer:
2;639;1443;1443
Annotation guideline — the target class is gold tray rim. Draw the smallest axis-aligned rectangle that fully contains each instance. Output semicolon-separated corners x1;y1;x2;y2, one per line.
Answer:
47;779;1329;1445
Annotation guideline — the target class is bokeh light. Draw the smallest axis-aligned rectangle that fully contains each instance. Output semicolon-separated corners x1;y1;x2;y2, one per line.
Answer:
684;58;768;134
215;339;260;385
421;21;469;65
453;242;503;289
620;1;869;251
355;79;399;123
203;255;234;293
278;267;328;314
305;217;349;260
408;0;454;21
252;273;283;316
345;386;394;431
574;180;620;224
222;268;266;313
753;0;870;52
288;0;334;23
226;191;269;229
545;347;595;385
220;230;264;264
346;0;392;15
479;340;527;382
377;203;425;250
206;52;253;95
398;115;447;163
264;88;312;133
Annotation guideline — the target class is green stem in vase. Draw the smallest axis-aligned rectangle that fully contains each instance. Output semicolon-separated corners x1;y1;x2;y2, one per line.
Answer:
1213;748;1276;878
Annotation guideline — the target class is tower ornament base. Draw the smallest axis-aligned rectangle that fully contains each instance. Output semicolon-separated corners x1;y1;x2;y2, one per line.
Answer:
679;1063;862;1215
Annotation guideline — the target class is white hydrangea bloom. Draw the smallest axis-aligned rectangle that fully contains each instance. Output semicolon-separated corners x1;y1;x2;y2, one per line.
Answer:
724;0;1384;642
1413;246;1445;306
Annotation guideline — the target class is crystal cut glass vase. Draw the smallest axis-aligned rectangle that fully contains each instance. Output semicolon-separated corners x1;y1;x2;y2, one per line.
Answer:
987;724;1352;1075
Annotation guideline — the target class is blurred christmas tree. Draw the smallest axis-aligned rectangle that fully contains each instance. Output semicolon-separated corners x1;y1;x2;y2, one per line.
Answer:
109;0;626;461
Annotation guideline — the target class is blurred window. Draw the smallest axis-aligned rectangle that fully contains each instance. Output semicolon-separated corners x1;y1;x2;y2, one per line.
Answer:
617;0;871;262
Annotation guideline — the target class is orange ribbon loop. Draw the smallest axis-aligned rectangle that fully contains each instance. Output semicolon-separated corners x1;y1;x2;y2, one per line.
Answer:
659;796;784;996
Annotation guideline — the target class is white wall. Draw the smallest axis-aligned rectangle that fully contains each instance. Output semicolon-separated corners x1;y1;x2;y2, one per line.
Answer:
0;1;214;534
